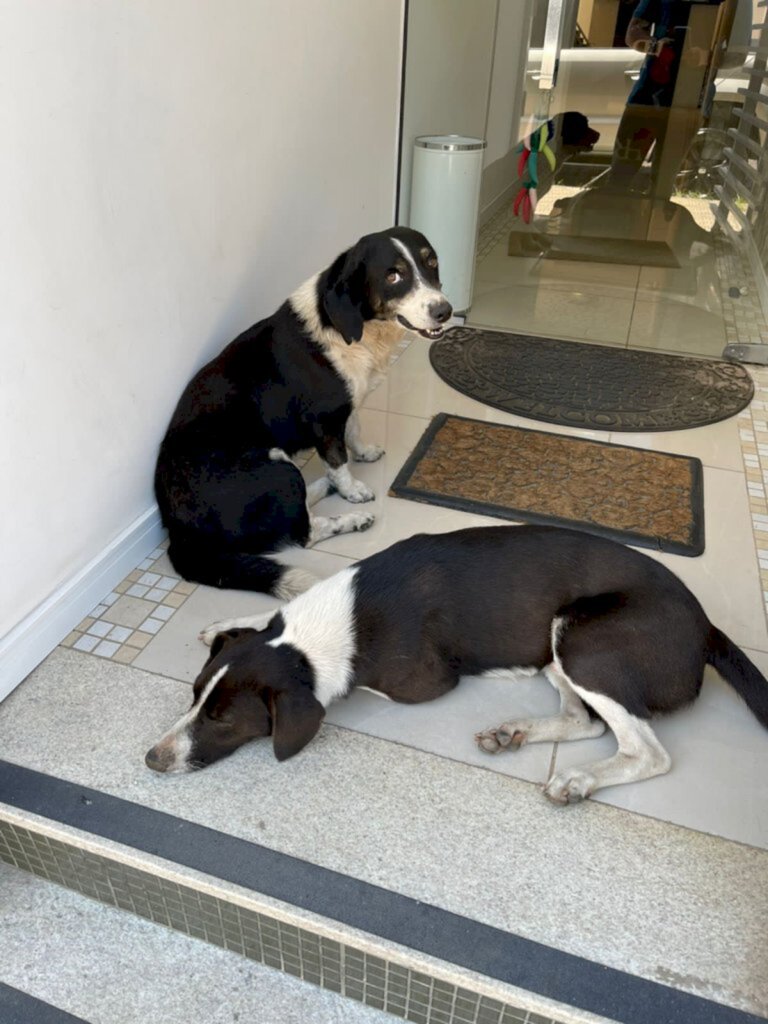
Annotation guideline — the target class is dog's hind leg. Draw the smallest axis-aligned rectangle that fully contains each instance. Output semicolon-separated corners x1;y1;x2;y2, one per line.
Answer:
543;685;671;804
476;663;606;753
308;511;375;545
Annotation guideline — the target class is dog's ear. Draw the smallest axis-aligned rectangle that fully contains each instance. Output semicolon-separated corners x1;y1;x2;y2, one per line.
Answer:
270;686;326;761
208;628;256;662
322;246;367;344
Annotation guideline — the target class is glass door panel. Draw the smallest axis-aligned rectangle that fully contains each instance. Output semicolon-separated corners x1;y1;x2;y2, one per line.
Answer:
469;0;754;358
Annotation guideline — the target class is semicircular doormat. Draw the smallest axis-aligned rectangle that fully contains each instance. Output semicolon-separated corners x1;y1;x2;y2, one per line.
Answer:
429;327;753;432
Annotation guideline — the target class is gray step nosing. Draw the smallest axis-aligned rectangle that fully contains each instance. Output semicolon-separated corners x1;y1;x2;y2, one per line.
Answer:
0;760;763;1024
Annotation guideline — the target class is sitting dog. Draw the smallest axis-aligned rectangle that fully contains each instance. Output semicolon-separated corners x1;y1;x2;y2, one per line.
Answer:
144;525;768;803
154;227;451;599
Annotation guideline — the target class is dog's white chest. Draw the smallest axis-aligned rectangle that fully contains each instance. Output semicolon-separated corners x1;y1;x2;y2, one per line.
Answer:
338;322;404;408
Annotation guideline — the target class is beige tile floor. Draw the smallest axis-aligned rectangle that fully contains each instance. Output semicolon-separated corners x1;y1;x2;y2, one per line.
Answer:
61;338;768;851
469;237;729;356
471;192;766;358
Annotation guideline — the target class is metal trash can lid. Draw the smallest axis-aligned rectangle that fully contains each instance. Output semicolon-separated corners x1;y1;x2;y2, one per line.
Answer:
415;135;487;152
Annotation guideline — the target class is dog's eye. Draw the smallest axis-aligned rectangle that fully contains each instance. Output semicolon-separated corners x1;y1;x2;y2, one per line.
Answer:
386;269;402;284
426;256;438;269
209;709;235;728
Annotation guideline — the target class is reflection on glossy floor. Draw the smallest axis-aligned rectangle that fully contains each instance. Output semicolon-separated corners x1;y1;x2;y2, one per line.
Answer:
469;191;751;358
59;339;768;852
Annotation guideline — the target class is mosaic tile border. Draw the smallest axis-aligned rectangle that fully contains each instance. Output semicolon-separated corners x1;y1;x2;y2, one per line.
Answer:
713;232;768;348
737;364;768;633
0;820;563;1024
58;543;197;666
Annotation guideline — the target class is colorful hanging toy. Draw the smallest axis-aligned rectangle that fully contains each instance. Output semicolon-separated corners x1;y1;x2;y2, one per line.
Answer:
513;119;556;223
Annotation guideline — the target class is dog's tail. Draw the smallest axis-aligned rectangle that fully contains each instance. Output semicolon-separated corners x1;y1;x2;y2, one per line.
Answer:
707;626;768;729
167;540;317;600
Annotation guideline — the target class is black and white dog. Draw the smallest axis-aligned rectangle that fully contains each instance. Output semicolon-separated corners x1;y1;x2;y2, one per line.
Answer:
145;525;768;803
154;227;451;599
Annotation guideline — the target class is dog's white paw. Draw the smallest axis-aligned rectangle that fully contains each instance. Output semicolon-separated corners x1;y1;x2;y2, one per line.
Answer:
342;479;375;503
199;621;230;646
543;768;596;806
475;722;529;753
353;444;384;463
347;511;375;532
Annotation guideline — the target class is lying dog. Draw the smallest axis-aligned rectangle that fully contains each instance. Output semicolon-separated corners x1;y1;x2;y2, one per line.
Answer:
154;227;451;599
145;525;768;803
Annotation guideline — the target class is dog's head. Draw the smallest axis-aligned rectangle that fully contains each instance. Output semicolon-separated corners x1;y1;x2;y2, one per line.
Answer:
319;226;452;344
558;111;600;152
144;624;325;773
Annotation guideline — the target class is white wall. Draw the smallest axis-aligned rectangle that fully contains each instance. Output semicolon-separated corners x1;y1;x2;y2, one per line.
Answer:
398;0;498;223
1;2;403;651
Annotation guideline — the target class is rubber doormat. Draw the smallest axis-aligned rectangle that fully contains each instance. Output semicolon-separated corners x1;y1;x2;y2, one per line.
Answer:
390;413;705;556
429;327;754;431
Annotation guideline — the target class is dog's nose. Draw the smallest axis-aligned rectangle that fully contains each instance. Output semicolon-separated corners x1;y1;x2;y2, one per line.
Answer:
429;300;452;324
145;745;172;773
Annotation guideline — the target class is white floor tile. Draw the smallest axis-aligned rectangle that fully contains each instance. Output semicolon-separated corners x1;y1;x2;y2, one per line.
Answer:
93;640;121;658
87;620;113;638
607;413;746;473
649;467;768;654
475;244;640;297
636;260;723;313
468;285;635;346
628;298;727;357
73;634;99;653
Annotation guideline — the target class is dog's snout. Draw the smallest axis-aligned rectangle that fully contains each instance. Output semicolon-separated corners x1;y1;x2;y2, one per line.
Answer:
429;300;452;324
145;744;174;773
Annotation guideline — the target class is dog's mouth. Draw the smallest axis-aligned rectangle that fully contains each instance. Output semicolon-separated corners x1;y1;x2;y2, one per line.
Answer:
397;315;445;340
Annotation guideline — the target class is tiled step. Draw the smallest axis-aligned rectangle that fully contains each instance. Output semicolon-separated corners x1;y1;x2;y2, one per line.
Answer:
1;649;767;1024
0;861;395;1024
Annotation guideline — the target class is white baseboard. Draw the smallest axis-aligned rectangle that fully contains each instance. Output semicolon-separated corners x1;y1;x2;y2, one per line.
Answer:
0;505;165;703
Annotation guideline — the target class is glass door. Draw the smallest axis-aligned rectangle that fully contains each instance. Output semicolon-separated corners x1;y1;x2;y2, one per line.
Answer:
469;0;752;358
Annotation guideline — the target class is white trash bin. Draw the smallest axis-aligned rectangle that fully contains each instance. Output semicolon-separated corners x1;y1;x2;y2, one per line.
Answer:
409;135;486;314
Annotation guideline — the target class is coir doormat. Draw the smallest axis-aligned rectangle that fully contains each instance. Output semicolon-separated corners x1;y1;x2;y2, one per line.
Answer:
429;327;754;432
390;413;705;556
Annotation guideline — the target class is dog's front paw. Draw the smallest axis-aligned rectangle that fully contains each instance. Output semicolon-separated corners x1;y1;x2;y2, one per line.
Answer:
342;479;375;503
199;621;229;646
475;722;528;754
353;444;384;463
348;511;375;531
543;768;596;806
